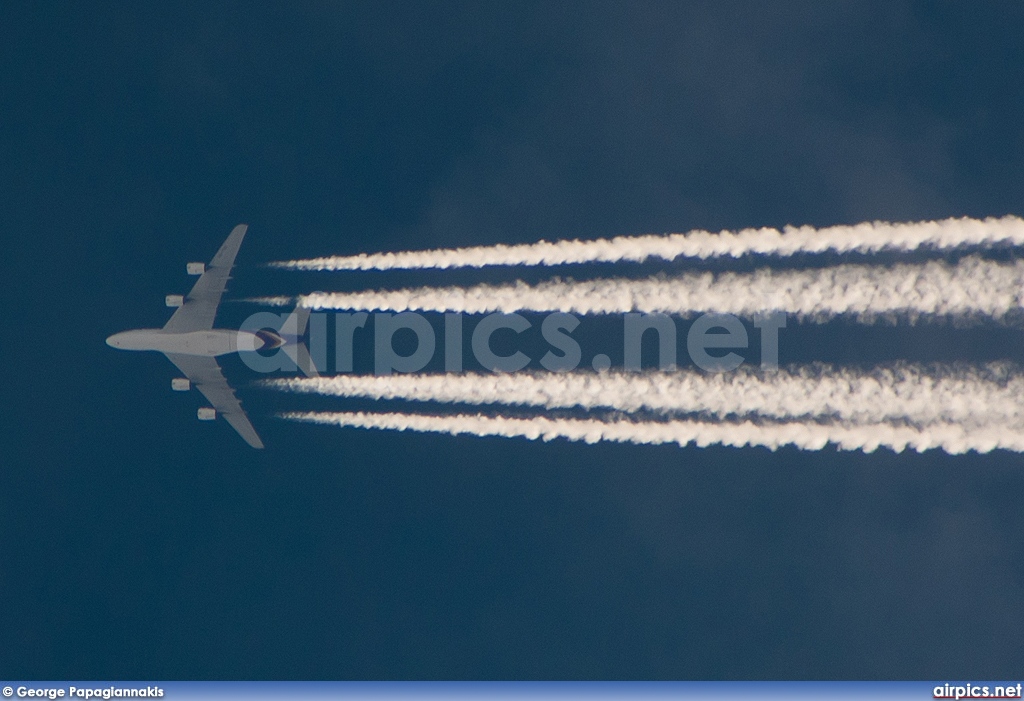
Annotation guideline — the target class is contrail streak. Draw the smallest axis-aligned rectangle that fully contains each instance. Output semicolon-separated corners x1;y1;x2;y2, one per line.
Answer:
270;216;1024;271
278;410;1024;454
263;364;1024;428
251;256;1024;320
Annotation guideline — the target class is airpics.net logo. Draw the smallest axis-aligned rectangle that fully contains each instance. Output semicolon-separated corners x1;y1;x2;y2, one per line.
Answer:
236;310;788;376
934;683;1024;699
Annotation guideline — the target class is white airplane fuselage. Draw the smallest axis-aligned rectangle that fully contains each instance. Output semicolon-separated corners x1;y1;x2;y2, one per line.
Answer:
106;329;276;357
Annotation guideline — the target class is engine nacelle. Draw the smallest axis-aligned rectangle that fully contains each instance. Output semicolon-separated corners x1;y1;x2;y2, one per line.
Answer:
197;407;216;421
171;378;190;391
187;262;205;275
165;294;184;308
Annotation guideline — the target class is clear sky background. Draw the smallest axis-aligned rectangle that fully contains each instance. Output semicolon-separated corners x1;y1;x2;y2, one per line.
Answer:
2;1;1024;679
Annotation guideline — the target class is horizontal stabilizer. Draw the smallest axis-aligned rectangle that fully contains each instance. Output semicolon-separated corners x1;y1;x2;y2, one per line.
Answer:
283;340;319;378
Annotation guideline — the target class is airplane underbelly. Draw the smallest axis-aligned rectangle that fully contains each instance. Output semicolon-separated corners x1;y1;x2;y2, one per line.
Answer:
158;331;247;356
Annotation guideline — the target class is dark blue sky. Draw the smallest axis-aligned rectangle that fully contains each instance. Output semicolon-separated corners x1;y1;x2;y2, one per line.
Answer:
2;1;1024;679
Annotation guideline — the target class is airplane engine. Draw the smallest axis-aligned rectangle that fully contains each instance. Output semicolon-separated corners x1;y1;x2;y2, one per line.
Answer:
197;407;216;421
171;378;190;391
165;294;184;307
186;262;205;275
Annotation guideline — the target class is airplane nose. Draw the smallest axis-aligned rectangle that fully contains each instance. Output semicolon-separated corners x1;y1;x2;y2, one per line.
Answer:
106;334;120;348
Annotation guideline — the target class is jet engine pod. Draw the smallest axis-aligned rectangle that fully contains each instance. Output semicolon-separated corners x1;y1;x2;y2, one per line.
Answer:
171;378;191;391
165;294;185;307
197;407;216;421
187;262;205;275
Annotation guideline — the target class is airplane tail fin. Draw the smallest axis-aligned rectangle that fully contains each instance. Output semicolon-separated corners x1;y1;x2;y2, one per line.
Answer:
280;306;319;377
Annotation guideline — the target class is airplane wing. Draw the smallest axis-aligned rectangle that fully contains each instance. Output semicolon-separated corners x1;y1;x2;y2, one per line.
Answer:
165;352;265;449
163;224;248;333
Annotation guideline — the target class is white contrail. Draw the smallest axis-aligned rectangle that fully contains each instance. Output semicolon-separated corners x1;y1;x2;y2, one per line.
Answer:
251;256;1024;321
270;216;1024;271
278;410;1024;454
263;364;1024;428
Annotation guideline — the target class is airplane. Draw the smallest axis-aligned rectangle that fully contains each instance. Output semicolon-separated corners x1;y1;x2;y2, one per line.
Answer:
106;224;317;449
